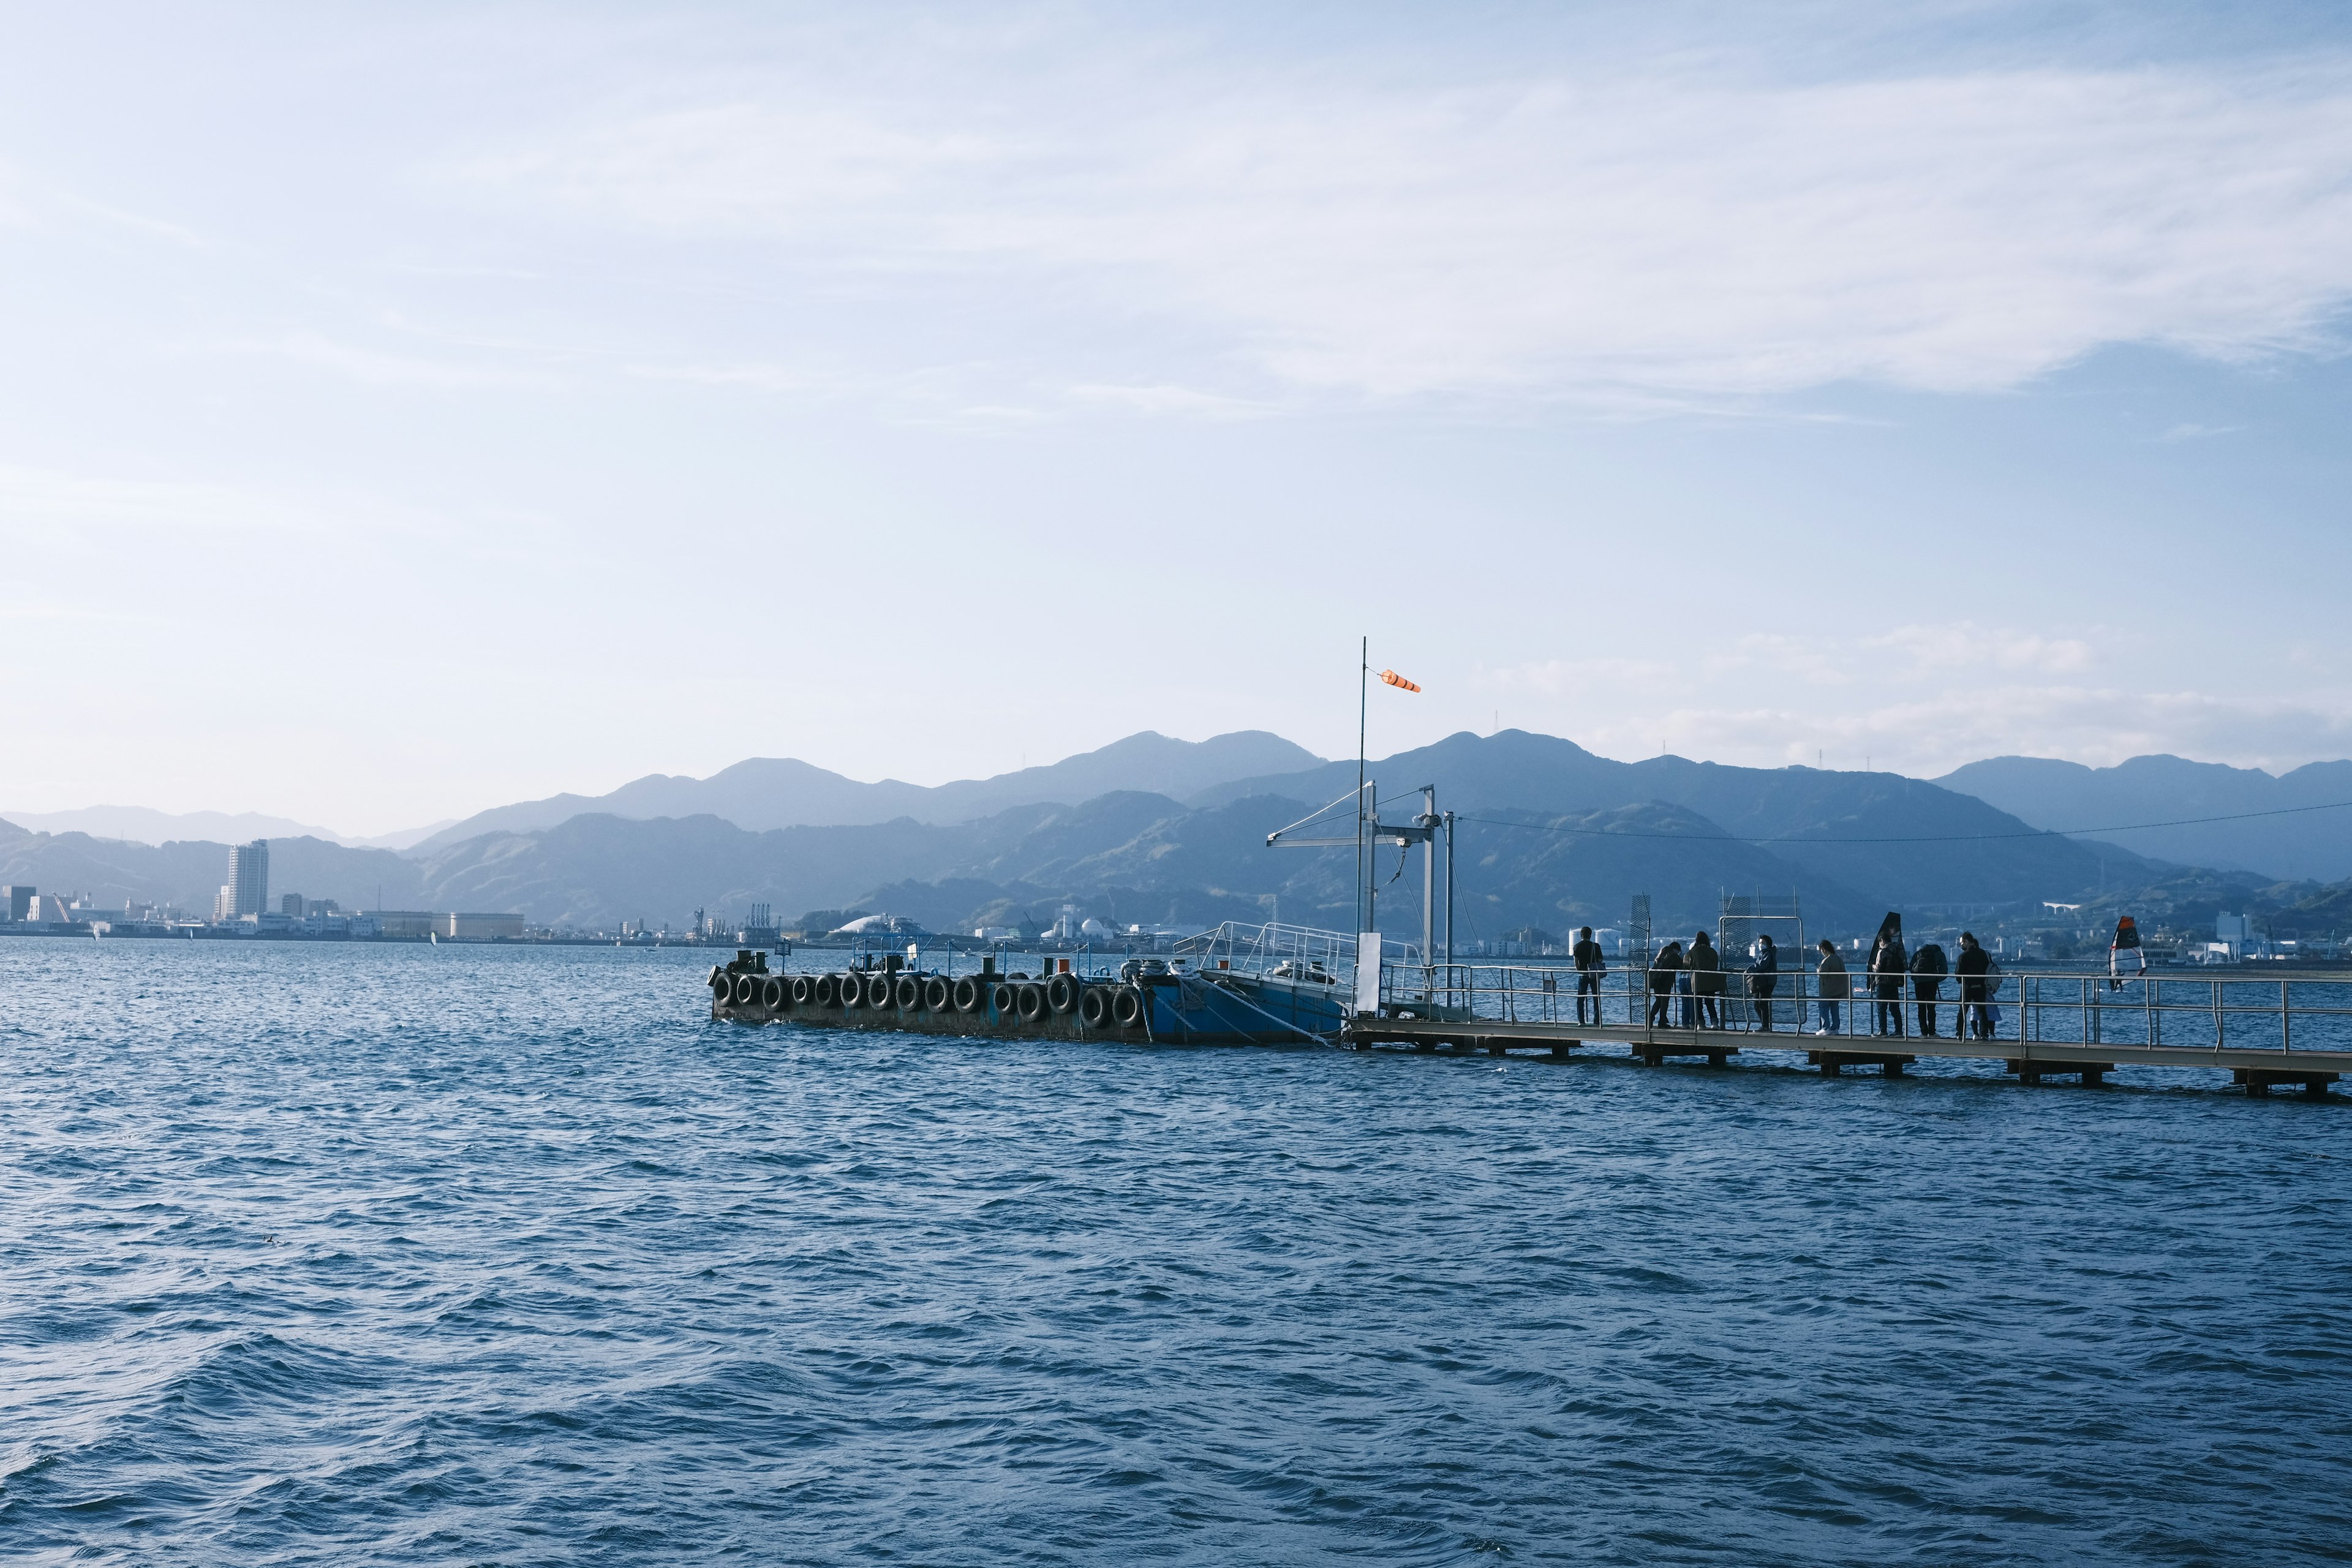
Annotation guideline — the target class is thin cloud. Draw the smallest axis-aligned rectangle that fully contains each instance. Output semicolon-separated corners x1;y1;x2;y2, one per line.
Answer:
475;52;2352;405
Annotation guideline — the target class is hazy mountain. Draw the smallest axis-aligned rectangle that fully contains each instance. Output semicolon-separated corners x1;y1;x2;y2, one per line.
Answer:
0;806;458;854
1934;754;2352;883
0;819;426;913
409;730;1325;854
0;805;351;848
1192;729;2149;907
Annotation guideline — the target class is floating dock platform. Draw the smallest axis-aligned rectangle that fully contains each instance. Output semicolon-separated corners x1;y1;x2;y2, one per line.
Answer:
702;921;2352;1096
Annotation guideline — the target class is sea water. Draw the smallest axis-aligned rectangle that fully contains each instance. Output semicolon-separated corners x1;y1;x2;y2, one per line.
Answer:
2;940;2348;1565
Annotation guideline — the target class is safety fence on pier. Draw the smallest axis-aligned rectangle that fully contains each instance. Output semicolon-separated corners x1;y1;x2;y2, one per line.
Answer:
1382;962;2352;1059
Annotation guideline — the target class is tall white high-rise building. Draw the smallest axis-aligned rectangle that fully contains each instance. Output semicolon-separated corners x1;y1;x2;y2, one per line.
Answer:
227;840;269;918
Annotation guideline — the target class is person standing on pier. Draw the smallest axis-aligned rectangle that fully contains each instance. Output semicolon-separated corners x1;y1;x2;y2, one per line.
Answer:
1572;926;1606;1025
1747;933;1779;1032
1869;915;1908;1037
1648;940;1683;1027
1687;930;1723;1028
1814;940;1847;1035
1910;938;1947;1037
1955;932;1992;1038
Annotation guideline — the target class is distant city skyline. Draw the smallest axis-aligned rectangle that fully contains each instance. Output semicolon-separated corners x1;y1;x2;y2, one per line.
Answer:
5;4;2351;834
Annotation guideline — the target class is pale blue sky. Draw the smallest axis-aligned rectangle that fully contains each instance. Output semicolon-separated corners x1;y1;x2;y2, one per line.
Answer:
3;2;2350;834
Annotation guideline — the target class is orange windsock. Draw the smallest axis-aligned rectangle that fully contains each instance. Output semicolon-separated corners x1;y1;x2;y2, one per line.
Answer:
1379;669;1421;692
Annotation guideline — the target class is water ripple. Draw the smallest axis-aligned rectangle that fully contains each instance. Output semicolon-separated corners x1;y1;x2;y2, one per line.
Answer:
1;940;2348;1563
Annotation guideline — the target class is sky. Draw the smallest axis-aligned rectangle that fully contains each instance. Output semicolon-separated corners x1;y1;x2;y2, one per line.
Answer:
3;1;2350;837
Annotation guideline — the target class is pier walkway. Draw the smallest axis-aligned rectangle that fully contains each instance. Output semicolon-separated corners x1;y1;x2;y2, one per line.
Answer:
1347;965;2352;1094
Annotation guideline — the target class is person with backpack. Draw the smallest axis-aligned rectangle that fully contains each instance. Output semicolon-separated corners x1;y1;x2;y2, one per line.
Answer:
1687;930;1724;1028
1572;925;1606;1025
1813;940;1847;1035
1648;941;1683;1027
1747;933;1780;1033
1909;938;1948;1037
1868;914;1908;1037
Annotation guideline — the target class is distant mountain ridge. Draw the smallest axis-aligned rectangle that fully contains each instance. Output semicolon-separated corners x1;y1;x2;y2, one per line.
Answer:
1189;729;2158;907
409;730;1325;854
1934;754;2352;883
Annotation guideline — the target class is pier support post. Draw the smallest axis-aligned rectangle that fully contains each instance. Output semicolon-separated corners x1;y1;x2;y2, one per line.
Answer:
2233;1069;2339;1099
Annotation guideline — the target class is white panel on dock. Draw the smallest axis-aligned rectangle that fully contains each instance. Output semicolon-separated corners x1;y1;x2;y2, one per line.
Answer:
1355;932;1381;1013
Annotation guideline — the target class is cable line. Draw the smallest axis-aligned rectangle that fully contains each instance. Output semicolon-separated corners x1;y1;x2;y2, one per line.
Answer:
1454;797;2352;847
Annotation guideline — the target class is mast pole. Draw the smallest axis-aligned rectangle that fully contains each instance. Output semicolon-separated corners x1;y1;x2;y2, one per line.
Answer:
1357;636;1368;934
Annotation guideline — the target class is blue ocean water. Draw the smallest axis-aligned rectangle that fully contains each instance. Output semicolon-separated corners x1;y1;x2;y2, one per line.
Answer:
2;941;2348;1565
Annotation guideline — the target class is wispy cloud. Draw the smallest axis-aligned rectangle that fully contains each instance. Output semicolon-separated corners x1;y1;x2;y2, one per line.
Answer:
198;331;558;389
471;50;2352;406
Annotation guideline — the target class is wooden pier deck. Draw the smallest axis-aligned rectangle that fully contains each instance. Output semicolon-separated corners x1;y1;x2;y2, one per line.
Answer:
1344;1016;2348;1095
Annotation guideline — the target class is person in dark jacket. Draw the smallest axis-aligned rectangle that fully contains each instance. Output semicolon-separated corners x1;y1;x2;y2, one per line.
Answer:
1814;940;1847;1035
1954;931;1993;1038
1747;933;1779;1032
1648;941;1683;1027
1687;930;1723;1028
1572;925;1606;1025
1868;914;1908;1036
1909;940;1948;1037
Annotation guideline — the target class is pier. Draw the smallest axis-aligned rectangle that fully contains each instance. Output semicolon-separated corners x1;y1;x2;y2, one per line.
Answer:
1348;963;2352;1095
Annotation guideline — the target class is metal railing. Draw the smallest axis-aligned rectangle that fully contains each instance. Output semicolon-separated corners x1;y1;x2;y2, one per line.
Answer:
1176;921;1417;985
1380;962;2352;1057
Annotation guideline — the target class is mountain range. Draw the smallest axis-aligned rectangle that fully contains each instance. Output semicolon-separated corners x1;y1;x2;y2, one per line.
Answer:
18;727;2310;943
405;730;1324;853
1933;755;2352;883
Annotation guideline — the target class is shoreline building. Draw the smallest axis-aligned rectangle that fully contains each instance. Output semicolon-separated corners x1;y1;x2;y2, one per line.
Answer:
213;840;270;922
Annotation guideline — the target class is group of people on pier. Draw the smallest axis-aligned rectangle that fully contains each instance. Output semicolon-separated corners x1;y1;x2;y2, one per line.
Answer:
1568;913;2019;1041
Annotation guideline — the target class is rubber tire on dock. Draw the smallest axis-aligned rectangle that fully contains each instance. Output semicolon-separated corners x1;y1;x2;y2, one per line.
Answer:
1079;986;1110;1027
990;981;1017;1017
761;976;785;1011
1047;973;1080;1014
953;976;984;1013
733;974;757;1006
839;974;863;1009
1016;984;1047;1022
790;975;813;1006
1111;985;1144;1029
894;974;921;1010
923;976;951;1012
707;967;726;995
865;973;895;1009
813;974;838;1006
